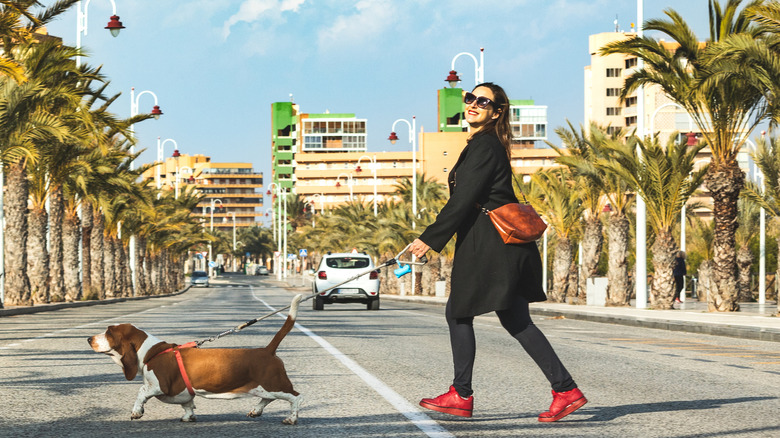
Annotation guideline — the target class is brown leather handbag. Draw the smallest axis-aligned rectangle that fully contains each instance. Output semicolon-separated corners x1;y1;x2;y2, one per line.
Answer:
479;200;547;245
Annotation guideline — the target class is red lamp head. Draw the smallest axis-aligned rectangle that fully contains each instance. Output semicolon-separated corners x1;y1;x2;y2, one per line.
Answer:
188;176;195;184
266;189;272;195
685;132;698;146
335;181;341;188
172;149;180;158
602;203;613;213
388;131;399;144
445;70;461;88
356;166;362;173
105;15;125;37
151;105;163;120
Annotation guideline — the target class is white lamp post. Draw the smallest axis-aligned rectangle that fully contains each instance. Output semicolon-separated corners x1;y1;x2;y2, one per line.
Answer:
335;173;354;200
356;155;378;216
445;48;485;88
208;198;223;278
310;193;325;214
128;88;162;293
635;0;648;309
156;137;178;189
267;183;286;280
175;166;193;200
389;117;417;221
75;0;124;68
743;136;766;305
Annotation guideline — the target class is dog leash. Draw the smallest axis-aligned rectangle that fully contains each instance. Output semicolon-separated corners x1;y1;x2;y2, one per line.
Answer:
195;244;428;347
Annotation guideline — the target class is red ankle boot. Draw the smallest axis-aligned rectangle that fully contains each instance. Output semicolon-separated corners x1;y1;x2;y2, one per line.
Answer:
538;388;587;422
419;386;473;417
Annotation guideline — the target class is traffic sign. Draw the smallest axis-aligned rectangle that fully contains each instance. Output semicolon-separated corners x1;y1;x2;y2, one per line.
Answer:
299;249;308;257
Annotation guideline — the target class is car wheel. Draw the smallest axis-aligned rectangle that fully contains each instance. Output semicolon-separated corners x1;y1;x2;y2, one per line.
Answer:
313;296;324;311
367;297;380;310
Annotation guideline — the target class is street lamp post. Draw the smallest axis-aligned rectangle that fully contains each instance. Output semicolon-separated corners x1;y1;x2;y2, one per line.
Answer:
310;193;325;214
445;48;485;88
175;166;193;199
76;0;125;68
389;117;419;296
128;88;162;293
636;0;648;309
267;183;286;280
156;137;178;189
388;117;417;220
335;173;354;200
208;198;223;278
356;154;378;216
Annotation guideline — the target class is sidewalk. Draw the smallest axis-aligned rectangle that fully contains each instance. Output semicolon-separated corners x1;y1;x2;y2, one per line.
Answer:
382;293;780;343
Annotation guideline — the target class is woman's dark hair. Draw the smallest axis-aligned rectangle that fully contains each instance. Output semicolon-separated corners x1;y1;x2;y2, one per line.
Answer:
472;82;512;157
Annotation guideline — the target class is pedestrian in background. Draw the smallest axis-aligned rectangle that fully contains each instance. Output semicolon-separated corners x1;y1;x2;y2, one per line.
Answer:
674;251;687;304
408;82;587;422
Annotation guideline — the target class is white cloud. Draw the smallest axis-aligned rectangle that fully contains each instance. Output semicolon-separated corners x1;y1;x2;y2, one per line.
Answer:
222;0;306;39
316;0;396;51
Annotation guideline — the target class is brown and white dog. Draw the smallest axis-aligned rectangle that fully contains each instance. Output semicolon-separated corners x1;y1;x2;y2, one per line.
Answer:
88;294;303;424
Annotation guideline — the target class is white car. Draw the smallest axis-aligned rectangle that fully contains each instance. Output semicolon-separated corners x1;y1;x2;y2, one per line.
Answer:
312;252;380;310
190;270;209;287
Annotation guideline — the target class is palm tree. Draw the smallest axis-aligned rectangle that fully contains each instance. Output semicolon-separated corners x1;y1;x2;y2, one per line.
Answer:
596;134;708;309
735;198;760;301
552;124;636;306
527;168;583;303
600;0;770;311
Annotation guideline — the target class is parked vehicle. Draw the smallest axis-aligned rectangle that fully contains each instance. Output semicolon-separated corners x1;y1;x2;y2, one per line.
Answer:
312;252;380;310
190;270;209;287
256;265;269;275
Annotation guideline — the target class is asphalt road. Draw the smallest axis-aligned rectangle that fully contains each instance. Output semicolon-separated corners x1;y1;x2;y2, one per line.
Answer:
1;276;779;437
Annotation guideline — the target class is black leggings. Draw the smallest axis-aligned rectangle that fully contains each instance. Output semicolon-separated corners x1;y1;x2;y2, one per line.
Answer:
446;295;576;397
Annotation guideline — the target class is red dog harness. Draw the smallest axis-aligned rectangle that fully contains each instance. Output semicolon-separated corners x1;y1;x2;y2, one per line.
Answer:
146;341;198;396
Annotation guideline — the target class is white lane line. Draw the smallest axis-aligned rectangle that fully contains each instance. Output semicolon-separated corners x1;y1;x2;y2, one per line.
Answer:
251;289;453;438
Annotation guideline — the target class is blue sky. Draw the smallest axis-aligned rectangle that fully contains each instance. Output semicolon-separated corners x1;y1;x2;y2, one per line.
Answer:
43;0;711;195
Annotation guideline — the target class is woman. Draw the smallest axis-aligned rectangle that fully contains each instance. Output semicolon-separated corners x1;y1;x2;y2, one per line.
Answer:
673;251;686;303
408;83;586;422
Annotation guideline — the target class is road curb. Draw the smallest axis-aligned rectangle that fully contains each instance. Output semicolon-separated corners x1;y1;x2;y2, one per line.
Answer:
0;286;193;317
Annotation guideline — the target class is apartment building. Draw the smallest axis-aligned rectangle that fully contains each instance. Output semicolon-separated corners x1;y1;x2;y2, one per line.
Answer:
142;154;264;231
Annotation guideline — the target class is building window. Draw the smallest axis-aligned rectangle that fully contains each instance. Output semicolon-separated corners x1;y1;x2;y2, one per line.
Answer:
606;107;622;116
606;87;621;97
625;116;637;126
606;126;622;136
606;68;622;77
625;58;638;69
443;151;448;156
624;96;637;107
443;168;448;173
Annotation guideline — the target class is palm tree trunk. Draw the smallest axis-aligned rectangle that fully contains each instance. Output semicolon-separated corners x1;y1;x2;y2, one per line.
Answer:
737;246;753;302
567;261;578;304
3;162;32;306
121;242;133;297
48;185;65;302
63;206;81;301
606;214;631;306
151;253;161;295
144;248;154;295
650;229;676;310
136;236;148;296
697;260;713;302
81;202;93;296
705;163;742;311
103;236;116;298
90;209;104;299
28;205;49;304
578;217;603;305
551;236;572;303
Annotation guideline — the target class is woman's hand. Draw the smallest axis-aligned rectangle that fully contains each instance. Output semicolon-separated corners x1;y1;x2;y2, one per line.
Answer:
409;238;431;259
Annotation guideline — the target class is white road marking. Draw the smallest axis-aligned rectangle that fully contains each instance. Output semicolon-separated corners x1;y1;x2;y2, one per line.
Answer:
250;287;454;438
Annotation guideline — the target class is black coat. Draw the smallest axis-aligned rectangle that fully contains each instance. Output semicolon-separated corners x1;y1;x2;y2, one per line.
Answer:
418;132;546;318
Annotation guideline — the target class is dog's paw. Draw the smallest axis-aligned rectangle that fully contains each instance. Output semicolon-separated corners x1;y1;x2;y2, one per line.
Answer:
180;415;197;422
282;417;298;425
247;410;262;418
130;410;144;420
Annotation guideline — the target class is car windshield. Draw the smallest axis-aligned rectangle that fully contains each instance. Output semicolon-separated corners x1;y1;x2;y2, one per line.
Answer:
325;257;370;269
192;271;208;277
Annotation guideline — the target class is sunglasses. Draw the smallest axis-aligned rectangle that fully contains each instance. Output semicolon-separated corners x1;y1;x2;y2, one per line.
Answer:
464;92;498;109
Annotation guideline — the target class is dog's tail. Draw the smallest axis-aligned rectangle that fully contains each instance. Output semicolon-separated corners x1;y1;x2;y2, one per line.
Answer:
266;294;303;354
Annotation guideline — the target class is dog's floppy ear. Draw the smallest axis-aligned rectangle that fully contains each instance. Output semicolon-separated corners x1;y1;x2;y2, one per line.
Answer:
121;346;139;380
107;325;140;380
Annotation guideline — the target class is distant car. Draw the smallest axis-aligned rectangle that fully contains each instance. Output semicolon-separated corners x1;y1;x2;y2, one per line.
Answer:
190;270;209;287
312;252;380;310
255;265;269;276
